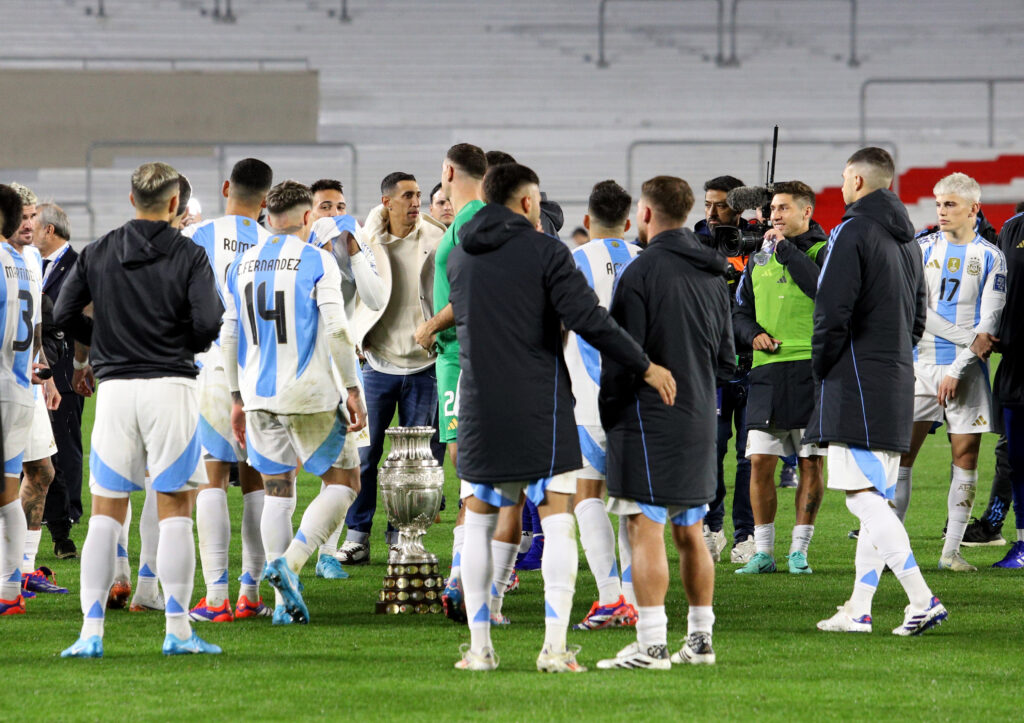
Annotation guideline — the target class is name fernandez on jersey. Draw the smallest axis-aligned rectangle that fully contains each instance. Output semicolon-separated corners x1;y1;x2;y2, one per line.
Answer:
236;256;301;274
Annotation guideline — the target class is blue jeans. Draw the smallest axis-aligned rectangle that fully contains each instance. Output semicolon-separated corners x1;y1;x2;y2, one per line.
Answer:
345;366;441;543
706;377;754;543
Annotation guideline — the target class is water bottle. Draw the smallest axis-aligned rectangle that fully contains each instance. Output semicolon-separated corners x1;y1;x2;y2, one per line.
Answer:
752;237;777;266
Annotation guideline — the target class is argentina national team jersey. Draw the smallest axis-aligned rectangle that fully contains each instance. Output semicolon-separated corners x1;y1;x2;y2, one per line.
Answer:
0;243;41;408
224;234;346;415
563;237;641;426
915;231;1006;365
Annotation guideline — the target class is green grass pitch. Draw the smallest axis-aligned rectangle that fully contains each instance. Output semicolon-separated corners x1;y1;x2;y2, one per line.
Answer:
3;397;1020;721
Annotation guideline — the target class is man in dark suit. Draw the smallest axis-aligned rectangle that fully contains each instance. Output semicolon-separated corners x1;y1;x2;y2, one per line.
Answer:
33;203;82;559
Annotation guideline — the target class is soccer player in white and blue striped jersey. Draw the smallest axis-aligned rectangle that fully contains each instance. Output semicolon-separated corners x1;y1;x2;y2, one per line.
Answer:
183;159;276;622
222;181;366;625
898;173;1006;571
564;180;641;630
0;185;39;615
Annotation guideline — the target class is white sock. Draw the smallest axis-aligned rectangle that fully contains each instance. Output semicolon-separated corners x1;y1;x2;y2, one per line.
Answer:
261;494;296;607
942;465;977;557
637;605;668;648
115;498;132;581
894;466;913;522
158;516;195;639
195;488;230;607
1018;529;1024;543
462;509;497;653
617;515;635;607
22;528;41;572
754;523;775;556
575;498;622;605
687;605;715;636
239;490;265;601
489;540;520;617
136;484;160;599
848;526;884;618
846;492;932;609
518;531;533;555
541;513;577;653
0;499;27;599
789;524;814;555
449;524;465;584
285;485;357;575
79;514;120;638
317;481;341;558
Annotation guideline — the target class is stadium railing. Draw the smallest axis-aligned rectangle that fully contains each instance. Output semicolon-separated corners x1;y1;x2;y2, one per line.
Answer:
85;140;358;239
727;0;859;67
596;0;725;68
859;77;1024;148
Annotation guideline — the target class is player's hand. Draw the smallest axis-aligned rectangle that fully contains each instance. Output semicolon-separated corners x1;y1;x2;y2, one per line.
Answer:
643;362;677;406
231;399;247;448
763;228;785;243
751;333;781;352
43;378;61;410
970;332;998;360
345;232;360;256
414;321;435;351
937;375;959;407
73;364;95;397
345;388;367;432
31;362;50;386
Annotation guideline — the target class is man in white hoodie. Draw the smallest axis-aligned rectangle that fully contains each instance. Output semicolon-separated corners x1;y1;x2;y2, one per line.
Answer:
337;172;446;564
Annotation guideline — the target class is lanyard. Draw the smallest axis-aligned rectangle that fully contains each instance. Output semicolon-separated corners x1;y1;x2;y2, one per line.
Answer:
42;244;70;285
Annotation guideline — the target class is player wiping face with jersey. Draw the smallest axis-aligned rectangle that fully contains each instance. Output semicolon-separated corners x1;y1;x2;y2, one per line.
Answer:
221;179;366;625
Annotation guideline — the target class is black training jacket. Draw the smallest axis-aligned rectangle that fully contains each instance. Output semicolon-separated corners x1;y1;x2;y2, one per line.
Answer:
994;212;1024;408
805;189;926;453
54;219;222;381
733;222;828;431
448;203;649;483
600;228;734;507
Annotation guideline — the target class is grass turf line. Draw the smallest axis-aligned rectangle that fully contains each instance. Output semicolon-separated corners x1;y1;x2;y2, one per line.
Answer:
2;397;1019;721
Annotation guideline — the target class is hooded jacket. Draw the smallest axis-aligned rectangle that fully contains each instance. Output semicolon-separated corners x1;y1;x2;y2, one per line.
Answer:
805;189;926;453
733;221;828;431
53;219;222;381
994;211;1024;407
600;228;734;507
448;203;649;483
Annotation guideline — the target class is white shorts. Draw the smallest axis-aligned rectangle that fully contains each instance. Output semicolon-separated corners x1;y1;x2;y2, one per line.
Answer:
913;361;992;434
746;427;822;459
460;471;577;507
198;362;244;463
577;424;606;480
245;408;358;477
89;378;206;498
1;401;33;476
24;392;57;463
826;443;899;500
606;496;708;528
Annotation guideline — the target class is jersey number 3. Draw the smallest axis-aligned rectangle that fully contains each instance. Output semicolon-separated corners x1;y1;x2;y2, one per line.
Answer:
244;281;288;345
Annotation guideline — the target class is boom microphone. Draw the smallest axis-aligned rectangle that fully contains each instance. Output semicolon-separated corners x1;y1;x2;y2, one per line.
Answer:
726;185;773;213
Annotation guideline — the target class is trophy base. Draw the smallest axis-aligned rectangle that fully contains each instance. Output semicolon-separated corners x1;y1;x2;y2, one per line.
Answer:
375;560;446;615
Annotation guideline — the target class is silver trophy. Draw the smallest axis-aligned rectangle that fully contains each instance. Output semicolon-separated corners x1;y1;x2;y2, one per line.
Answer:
376;426;446;614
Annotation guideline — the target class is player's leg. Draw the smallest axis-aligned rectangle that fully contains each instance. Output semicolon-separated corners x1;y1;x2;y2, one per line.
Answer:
1;406;32;612
535;480;585;673
706;387;730;554
597;504;670;669
140;378;219;654
731;381;755;561
488;498;523;623
109;497;132;608
343;368;400;562
455;487;508;670
965;433;1011;546
193;460;233;620
897;365;944;522
669;506;715;665
995;403;1024;567
574;472;634;631
818;522;882;633
738;430;780;573
788;436;824;574
18;394;56;579
62;382;142;656
130;483;162;611
443;485;469;623
617;513;636;607
940;432;981;570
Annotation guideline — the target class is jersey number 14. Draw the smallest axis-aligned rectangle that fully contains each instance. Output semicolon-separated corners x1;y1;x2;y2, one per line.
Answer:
244;281;288;345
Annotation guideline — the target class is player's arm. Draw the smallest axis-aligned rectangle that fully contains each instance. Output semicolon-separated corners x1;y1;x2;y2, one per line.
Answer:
732;259;774;351
316;259;366;432
414;303;454;350
349;238;386;311
185;248;224;353
812;225;862;380
774;238;823;299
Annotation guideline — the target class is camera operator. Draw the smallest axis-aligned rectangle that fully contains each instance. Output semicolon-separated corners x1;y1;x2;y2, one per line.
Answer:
732;181;827;575
695;176;755;563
